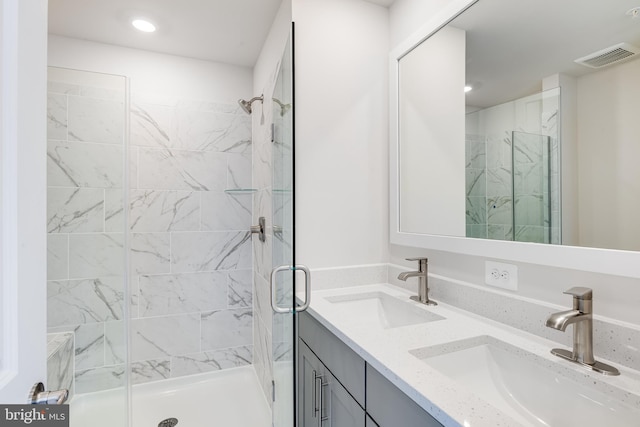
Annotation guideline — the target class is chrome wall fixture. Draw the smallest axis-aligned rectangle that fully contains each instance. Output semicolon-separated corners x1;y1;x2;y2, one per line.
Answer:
250;216;266;243
238;95;264;114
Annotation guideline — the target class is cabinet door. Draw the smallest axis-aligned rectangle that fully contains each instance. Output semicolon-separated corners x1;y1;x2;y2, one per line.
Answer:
326;370;365;427
299;339;327;427
365;415;379;427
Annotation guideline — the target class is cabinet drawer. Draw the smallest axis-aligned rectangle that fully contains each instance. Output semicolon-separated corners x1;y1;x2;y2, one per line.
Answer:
299;311;365;406
366;365;443;427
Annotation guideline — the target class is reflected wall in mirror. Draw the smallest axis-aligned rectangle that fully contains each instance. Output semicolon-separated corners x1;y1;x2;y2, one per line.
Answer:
397;0;640;251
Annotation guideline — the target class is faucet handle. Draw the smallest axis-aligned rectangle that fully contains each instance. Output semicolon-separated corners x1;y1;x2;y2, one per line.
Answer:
406;257;428;262
563;287;592;300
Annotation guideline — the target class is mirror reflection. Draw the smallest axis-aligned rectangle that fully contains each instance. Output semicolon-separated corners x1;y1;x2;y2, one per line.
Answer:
398;0;640;251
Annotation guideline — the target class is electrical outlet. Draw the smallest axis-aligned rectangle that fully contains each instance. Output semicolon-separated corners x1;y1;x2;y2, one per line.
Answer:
485;261;518;290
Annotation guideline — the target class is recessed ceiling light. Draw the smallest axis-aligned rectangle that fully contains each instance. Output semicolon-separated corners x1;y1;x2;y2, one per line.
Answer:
132;19;156;33
464;85;473;93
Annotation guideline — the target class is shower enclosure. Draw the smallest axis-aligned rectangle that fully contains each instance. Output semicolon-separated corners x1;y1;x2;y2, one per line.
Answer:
45;29;297;427
465;88;561;244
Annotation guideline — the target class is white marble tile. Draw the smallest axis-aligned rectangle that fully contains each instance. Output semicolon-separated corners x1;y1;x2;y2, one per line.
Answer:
486;167;511;197
127;190;200;232
201;192;251;232
130;102;176;149
227;153;252;189
47;234;68;280
79;86;125;101
47;277;123;327
48;141;123;188
466;196;486;226
514;225;546;243
104;320;125;365
46;332;74;400
47;187;105;233
75;365;125;394
129;146;139;190
171;231;251;272
201;308;252;351
73;323;106;370
176;100;238;115
486;196;512;226
176;109;251;152
67;96;124;144
131;233;170;275
138;272;227;317
253;313;273;403
48;81;80;95
465;168;486;198
253;137;272;191
131;359;171;385
138;148;227;191
170;346;252;377
49;322;106;370
228;270;252;308
68;233;124;278
253;230;272;283
47;93;67;140
131;314;201;362
487;224;511;240
104;189;124;232
254;272;272;336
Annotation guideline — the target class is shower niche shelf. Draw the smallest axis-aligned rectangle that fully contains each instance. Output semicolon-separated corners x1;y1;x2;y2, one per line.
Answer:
224;188;257;194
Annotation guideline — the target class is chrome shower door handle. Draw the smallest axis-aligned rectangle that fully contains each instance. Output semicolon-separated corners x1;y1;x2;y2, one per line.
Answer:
270;264;311;313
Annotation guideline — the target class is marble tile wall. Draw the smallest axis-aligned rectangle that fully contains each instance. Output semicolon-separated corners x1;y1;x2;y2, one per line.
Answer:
47;332;74;401
465;90;560;244
47;69;253;393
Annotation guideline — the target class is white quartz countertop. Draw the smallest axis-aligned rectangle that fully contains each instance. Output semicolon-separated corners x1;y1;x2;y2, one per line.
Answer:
305;284;640;427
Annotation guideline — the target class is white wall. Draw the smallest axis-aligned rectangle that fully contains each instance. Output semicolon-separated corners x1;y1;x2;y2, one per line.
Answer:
389;0;453;48
577;58;640;251
48;35;252;103
293;0;390;269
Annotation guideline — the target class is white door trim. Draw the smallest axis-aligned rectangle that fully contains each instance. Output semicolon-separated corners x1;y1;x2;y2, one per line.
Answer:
0;0;48;403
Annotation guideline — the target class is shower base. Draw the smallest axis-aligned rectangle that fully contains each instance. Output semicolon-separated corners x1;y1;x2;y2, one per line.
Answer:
70;366;271;427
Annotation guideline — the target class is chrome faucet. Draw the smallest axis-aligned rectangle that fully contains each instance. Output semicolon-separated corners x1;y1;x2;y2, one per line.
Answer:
398;257;436;306
546;287;619;375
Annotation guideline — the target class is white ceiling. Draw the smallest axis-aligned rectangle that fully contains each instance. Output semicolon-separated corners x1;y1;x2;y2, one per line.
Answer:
48;0;283;67
450;0;640;108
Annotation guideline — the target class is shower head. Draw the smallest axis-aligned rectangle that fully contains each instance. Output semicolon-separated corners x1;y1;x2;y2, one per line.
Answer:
272;97;291;117
238;95;264;114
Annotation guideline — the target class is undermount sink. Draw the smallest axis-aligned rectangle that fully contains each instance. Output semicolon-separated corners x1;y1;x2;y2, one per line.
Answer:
410;336;640;427
325;291;444;329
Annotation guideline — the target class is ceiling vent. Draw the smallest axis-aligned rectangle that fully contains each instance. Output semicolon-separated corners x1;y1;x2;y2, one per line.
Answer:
574;42;640;69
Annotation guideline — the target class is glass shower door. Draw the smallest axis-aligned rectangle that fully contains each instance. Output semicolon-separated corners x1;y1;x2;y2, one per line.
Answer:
512;131;552;243
271;28;302;427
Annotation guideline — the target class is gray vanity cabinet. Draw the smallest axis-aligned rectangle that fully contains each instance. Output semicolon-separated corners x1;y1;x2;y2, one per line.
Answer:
365;415;378;427
299;339;365;427
366;366;442;427
298;311;442;427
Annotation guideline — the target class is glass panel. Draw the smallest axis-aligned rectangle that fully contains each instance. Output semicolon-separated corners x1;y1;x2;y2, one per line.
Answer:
46;66;129;426
272;31;295;427
512;132;551;243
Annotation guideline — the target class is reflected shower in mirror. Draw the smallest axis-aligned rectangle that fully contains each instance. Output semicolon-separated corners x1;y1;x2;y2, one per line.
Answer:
397;0;640;251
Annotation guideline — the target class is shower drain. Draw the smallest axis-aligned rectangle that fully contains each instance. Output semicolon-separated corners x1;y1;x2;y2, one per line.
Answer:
158;418;178;427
